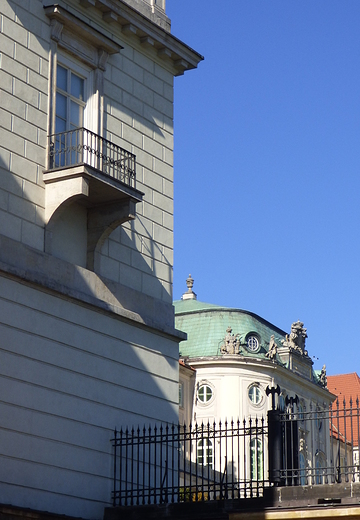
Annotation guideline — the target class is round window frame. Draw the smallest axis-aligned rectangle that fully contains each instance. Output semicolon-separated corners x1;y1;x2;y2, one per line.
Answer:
248;383;263;406
197;382;214;405
245;334;260;353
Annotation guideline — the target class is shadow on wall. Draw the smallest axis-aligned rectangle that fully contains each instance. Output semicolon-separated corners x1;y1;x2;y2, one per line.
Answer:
5;0;174;314
0;2;181;516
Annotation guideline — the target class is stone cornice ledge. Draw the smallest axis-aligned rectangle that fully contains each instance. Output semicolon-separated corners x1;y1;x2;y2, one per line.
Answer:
0;234;186;342
44;3;123;55
43;1;204;75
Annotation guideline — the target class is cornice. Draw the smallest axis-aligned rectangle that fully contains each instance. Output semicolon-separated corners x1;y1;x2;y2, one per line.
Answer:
44;1;204;75
44;3;123;55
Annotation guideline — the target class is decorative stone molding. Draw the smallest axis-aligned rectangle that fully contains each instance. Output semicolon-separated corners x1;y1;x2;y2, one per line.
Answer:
98;49;109;71
44;0;203;76
103;11;118;24
122;24;138;36
50;19;63;42
44;4;123;68
141;36;155;48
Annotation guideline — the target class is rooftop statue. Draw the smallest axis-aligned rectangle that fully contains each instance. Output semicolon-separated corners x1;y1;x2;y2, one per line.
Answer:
319;364;327;388
220;327;240;355
281;320;308;356
266;335;278;360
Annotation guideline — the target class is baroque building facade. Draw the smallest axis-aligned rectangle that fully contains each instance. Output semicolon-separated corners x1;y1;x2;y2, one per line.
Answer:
176;277;334;485
0;0;201;518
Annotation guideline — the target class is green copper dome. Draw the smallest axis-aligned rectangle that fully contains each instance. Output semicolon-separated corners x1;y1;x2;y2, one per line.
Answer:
174;298;287;361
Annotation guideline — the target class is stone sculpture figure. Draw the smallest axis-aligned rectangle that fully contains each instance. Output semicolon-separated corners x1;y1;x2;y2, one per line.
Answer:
220;327;240;355
320;364;327;388
281;320;308;356
266;335;277;360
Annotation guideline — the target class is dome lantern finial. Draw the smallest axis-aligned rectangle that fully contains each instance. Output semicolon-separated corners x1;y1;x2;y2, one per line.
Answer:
182;274;197;300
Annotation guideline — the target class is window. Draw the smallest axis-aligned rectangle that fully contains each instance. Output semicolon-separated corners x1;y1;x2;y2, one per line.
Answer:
299;452;306;485
248;384;262;406
56;64;85;133
246;334;260;353
197;384;213;404
316;408;323;431
315;452;326;484
197;438;213;468
297;401;305;422
55;62;86;167
279;393;286;411
250;438;263;480
44;4;143;272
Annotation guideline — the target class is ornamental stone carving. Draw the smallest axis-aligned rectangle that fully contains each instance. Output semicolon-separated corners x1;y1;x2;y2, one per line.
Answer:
266;335;277;360
220;327;240;355
319;364;327;388
281;320;308;356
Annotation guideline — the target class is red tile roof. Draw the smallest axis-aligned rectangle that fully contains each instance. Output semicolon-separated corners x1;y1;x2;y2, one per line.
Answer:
327;373;360;447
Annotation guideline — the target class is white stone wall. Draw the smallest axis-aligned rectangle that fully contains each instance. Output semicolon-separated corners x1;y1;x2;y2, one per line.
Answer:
0;273;179;518
99;42;174;303
0;0;48;252
0;0;195;517
0;0;175;304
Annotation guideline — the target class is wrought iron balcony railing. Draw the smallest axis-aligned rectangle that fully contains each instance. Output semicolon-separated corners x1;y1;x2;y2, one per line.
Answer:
48;128;136;188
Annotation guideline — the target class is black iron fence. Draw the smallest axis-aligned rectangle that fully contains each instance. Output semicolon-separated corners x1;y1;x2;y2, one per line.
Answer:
48;128;136;187
269;397;360;487
111;398;360;507
112;417;267;506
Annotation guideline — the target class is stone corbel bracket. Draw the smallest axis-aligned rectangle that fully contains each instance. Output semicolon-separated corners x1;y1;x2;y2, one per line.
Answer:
44;166;144;271
87;199;137;271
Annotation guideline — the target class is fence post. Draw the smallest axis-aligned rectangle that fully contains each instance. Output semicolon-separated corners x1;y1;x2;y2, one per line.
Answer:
268;409;282;486
266;385;282;486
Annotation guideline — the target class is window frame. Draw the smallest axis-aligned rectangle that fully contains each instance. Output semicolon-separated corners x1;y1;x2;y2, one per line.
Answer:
197;383;214;405
245;333;261;353
53;53;97;136
248;383;263;406
197;438;214;468
250;437;263;480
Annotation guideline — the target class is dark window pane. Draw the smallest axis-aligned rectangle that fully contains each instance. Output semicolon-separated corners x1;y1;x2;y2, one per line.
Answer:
56;92;67;120
70;100;81;127
57;65;67;91
55;116;66;134
71;73;84;101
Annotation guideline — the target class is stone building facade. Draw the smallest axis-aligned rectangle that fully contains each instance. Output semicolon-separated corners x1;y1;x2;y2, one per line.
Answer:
176;278;334;486
0;0;201;517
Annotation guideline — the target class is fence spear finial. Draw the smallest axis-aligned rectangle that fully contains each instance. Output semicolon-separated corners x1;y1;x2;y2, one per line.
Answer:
266;385;281;410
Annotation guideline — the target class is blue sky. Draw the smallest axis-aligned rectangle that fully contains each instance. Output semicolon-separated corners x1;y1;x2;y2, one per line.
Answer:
167;1;360;376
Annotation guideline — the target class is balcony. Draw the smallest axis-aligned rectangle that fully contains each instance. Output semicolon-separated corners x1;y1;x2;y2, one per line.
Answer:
48;127;136;188
43;128;143;270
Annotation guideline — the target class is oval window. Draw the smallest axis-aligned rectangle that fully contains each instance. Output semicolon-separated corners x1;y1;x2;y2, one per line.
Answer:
248;384;262;405
246;335;260;353
198;384;213;404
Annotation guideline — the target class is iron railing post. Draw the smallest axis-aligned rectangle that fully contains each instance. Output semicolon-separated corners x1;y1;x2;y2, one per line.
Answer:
268;409;282;486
